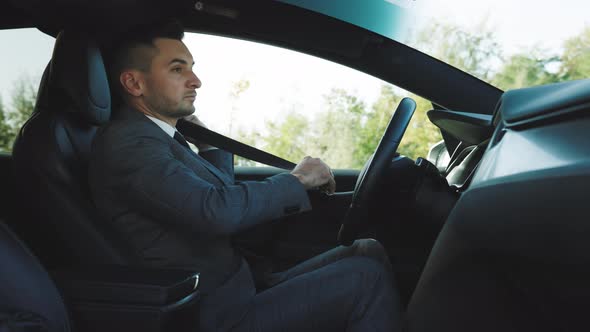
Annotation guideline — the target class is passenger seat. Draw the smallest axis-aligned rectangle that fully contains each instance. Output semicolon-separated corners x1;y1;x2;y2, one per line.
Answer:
0;221;70;331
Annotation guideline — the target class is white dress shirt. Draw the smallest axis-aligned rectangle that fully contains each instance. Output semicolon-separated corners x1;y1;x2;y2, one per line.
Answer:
145;115;217;152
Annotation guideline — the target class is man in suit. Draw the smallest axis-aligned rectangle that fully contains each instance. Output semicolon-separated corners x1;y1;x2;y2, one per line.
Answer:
90;21;402;331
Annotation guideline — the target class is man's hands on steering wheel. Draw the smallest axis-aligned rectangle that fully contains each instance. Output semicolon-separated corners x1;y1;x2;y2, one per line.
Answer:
291;156;336;195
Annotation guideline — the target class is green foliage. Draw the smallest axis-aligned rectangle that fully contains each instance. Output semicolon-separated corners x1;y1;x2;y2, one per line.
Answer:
258;86;442;168
257;89;369;169
416;21;502;81
306;89;366;168
263;112;310;163
234;127;260;167
9;78;37;129
0;76;37;152
560;26;590;80
0;97;14;151
492;52;561;90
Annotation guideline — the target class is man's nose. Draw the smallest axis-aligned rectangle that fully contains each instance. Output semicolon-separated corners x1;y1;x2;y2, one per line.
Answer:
188;71;202;89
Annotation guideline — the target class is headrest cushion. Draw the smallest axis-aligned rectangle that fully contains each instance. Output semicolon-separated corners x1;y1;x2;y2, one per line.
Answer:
48;30;110;125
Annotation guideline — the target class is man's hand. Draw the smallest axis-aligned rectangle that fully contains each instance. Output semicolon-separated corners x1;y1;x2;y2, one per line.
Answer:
291;156;336;194
182;114;216;151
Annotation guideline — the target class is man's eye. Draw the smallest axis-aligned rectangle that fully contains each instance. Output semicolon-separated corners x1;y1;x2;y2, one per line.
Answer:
172;68;182;73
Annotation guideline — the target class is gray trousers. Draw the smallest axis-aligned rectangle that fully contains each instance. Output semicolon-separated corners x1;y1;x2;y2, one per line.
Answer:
231;239;403;332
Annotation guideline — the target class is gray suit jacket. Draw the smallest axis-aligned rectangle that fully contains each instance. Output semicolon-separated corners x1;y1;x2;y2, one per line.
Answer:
89;107;311;329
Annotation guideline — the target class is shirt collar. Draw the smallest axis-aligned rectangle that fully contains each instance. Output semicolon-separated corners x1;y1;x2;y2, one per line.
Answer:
145;115;176;138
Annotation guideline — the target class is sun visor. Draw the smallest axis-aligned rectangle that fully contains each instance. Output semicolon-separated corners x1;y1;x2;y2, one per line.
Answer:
499;79;590;128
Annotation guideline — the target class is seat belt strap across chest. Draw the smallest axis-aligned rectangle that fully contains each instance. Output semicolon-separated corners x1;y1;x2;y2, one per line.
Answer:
177;119;297;170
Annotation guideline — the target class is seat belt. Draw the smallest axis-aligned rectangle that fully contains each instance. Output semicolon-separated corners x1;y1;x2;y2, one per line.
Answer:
177;119;297;170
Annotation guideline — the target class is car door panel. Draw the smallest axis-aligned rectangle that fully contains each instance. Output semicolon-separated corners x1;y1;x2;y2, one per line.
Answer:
234;167;358;267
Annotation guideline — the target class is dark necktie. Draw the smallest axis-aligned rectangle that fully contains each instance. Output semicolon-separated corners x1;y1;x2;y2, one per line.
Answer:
173;131;191;149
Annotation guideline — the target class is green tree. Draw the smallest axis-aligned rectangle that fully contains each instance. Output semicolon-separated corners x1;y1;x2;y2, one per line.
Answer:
307;89;366;168
0;96;14;151
416;20;502;82
263;111;310;163
259;86;444;169
492;51;561;90
560;26;590;80
0;76;37;152
9;77;36;130
234;127;260;167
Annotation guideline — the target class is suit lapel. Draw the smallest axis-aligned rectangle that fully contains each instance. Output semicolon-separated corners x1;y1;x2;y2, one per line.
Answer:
180;145;232;185
116;107;232;186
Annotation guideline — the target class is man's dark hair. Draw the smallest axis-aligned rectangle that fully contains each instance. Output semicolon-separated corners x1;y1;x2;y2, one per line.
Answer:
105;20;185;100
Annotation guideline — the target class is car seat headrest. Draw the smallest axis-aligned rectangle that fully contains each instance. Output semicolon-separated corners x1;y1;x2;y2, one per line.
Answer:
48;30;111;125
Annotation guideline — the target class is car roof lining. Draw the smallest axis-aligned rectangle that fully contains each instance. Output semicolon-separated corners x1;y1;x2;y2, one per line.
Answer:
1;3;35;29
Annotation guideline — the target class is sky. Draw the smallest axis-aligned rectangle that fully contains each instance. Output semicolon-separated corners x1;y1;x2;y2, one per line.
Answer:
0;0;588;134
418;0;590;55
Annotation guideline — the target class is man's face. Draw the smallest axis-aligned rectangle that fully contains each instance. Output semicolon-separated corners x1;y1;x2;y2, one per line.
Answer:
141;38;201;119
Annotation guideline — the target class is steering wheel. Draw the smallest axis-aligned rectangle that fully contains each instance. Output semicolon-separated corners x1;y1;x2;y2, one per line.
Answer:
338;97;416;245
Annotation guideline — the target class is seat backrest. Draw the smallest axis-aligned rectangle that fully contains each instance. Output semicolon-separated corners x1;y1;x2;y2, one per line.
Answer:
0;221;70;331
12;30;134;268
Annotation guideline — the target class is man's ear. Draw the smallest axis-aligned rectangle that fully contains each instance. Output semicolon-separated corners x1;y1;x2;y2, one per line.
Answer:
120;71;144;97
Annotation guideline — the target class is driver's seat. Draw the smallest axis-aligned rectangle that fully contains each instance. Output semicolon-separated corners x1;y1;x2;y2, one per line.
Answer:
12;30;135;268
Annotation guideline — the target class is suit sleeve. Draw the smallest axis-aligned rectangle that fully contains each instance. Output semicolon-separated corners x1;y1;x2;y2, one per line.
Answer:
97;132;311;236
199;149;234;182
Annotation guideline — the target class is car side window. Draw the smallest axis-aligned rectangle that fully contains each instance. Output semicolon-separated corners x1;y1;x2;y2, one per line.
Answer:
185;32;442;169
0;28;54;152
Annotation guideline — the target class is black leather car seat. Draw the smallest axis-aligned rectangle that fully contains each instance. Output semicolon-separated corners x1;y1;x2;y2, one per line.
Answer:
12;30;134;268
0;221;70;331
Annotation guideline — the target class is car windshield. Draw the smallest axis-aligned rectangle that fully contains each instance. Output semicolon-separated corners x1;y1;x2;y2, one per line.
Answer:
278;0;590;90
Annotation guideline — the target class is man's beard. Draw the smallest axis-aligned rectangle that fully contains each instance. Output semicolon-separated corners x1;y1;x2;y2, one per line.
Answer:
169;104;195;118
147;94;195;119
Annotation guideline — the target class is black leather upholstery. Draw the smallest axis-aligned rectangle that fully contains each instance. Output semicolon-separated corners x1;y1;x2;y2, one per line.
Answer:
12;30;134;268
0;221;70;331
